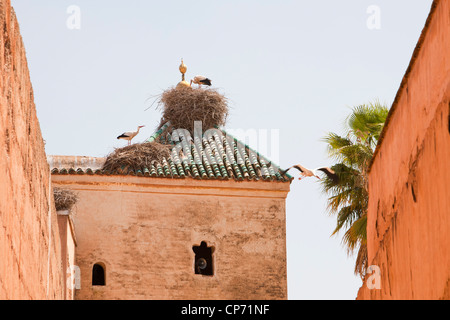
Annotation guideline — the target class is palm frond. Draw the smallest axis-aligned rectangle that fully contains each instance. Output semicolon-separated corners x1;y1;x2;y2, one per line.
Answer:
354;243;368;278
331;205;361;236
346;102;389;149
319;101;388;277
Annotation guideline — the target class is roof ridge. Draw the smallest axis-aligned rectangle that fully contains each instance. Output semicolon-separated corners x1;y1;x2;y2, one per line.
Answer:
49;125;293;182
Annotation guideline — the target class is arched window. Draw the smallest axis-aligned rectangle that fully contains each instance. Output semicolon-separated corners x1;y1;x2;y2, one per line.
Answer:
92;263;105;286
192;241;214;276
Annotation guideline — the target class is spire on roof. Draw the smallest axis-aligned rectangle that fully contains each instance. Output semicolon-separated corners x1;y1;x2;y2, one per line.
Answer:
176;58;192;89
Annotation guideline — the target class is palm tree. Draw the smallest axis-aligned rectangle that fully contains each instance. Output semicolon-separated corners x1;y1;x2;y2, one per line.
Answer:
321;101;389;278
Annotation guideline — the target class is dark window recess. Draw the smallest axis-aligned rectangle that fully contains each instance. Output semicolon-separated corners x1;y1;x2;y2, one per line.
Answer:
193;241;214;276
92;263;105;286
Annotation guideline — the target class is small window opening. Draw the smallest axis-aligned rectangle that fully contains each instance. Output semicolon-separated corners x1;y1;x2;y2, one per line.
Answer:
92;263;105;286
193;241;214;276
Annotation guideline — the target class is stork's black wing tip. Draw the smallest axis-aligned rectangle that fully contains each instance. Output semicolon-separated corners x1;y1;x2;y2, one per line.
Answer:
280;166;292;175
200;78;212;86
318;167;339;183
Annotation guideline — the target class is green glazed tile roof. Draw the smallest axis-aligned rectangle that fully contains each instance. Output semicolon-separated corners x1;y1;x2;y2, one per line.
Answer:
49;126;292;183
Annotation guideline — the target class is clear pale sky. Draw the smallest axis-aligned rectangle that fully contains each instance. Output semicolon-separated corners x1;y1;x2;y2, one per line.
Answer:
12;0;433;299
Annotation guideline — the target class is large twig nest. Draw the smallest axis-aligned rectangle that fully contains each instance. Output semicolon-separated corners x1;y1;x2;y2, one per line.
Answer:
157;87;229;134
53;187;78;211
102;141;172;172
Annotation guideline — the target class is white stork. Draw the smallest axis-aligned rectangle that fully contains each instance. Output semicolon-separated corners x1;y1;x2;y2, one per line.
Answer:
282;164;339;183
190;75;212;87
117;125;145;146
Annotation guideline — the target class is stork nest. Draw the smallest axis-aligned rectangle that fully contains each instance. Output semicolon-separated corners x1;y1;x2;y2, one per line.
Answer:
156;87;229;136
53;187;78;211
102;141;172;173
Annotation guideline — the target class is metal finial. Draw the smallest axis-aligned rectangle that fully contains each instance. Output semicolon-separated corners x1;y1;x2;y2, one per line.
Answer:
176;58;191;89
179;58;187;81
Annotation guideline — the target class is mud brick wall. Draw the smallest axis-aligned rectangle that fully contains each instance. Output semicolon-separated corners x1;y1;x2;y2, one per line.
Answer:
52;174;289;300
357;0;450;300
0;0;64;299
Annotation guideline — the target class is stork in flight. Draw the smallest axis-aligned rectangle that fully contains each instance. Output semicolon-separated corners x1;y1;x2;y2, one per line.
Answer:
190;75;212;87
282;164;339;183
117;125;145;146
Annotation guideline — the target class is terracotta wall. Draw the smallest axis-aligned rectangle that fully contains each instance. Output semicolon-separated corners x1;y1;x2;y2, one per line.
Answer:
57;212;77;300
0;0;65;299
357;0;450;299
52;172;289;300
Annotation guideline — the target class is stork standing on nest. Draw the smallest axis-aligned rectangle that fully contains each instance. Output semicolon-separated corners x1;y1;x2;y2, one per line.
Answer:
190;75;212;88
117;125;145;146
282;164;339;183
